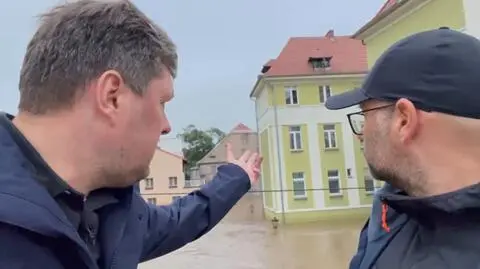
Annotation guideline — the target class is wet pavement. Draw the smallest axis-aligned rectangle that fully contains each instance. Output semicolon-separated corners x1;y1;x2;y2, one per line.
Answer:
139;195;365;269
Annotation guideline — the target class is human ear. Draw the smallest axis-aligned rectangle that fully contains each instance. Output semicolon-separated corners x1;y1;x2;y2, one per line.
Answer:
93;70;128;124
393;98;419;144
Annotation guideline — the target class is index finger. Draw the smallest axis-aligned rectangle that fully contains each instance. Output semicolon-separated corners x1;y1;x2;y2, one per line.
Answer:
255;156;263;167
246;152;258;166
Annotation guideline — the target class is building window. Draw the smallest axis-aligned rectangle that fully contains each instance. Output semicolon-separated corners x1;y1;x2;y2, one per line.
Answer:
289;126;302;151
319;58;331;68
285;86;298;105
168;176;178;188
144;177;154;190
172;196;181;201
319;85;331;103
309;57;332;70
327;170;341;195
241;133;249;145
323;124;337;149
147;198;157;205
292;172;306;199
364;168;375;194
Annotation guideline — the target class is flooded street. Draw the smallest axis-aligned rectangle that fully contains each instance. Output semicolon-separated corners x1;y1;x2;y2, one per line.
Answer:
140;196;367;269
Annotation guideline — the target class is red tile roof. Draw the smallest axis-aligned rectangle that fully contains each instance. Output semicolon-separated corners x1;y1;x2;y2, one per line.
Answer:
230;123;253;133
261;29;367;77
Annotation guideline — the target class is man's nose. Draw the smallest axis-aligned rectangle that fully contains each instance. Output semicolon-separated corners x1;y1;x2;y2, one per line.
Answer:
161;120;171;135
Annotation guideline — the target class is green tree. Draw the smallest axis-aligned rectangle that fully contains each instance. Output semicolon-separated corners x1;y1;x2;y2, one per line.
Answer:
206;127;225;142
177;125;225;174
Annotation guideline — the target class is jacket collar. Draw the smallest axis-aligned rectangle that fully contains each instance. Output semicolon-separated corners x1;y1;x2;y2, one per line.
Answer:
359;182;480;268
380;182;480;228
0;112;134;268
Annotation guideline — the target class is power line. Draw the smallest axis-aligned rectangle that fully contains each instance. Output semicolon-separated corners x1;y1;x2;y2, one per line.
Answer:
142;186;378;196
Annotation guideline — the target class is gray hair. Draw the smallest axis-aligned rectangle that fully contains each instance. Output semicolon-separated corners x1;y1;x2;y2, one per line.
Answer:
18;0;178;114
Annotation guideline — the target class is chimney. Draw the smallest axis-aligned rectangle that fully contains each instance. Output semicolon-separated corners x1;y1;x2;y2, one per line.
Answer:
325;29;335;41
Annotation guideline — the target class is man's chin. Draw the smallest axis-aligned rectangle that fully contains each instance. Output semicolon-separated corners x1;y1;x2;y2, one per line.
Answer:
368;163;405;189
368;163;388;182
120;166;150;187
135;167;150;182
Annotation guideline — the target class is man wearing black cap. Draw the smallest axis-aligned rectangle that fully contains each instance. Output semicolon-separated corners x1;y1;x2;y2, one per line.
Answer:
326;28;480;269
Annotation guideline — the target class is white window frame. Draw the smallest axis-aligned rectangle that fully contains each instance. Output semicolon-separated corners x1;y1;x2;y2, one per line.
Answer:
327;169;342;196
168;176;178;188
285;86;298;105
146;198;157;205
319;85;331;103
292;172;307;199
145;177;154;190
323;124;337;149
241;133;249;145
288;126;302;151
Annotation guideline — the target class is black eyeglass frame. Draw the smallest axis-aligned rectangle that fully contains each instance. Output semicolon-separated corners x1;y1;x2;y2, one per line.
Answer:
346;104;395;135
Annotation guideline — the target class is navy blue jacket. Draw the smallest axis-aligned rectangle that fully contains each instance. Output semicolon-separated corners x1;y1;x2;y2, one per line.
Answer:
0;117;251;269
349;183;480;268
349;184;408;269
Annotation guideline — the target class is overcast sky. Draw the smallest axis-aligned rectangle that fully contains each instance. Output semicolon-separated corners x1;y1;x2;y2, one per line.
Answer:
0;0;384;147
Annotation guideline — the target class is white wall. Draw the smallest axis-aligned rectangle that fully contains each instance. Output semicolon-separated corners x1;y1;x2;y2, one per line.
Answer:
255;85;269;122
306;121;325;209
462;0;480;38
264;124;285;212
258;109;274;133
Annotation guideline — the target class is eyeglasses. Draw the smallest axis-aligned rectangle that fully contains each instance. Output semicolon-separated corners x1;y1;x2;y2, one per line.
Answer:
346;104;394;135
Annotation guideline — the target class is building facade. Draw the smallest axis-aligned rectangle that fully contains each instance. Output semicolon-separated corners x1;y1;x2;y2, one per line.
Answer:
194;123;263;220
250;30;380;224
195;123;260;191
354;0;476;67
140;147;203;205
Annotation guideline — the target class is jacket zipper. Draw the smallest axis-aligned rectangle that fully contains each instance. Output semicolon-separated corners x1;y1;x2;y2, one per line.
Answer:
87;225;97;246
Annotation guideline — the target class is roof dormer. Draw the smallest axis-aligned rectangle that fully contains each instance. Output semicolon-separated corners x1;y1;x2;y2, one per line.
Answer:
308;56;332;71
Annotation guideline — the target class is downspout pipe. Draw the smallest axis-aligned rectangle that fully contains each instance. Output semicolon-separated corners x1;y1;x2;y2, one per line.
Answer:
269;83;286;224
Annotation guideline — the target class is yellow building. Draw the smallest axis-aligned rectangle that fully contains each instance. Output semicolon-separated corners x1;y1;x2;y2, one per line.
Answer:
140;147;203;205
354;0;473;67
250;30;380;224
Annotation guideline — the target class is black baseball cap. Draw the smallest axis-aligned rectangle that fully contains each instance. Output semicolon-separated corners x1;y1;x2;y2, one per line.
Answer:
325;27;480;119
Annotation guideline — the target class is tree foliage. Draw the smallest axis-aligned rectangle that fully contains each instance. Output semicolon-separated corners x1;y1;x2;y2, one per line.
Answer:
177;124;225;172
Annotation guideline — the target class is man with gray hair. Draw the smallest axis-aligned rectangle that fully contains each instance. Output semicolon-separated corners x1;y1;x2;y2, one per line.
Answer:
0;1;262;268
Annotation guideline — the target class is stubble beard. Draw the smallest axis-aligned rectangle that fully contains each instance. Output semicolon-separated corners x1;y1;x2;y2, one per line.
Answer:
100;147;151;188
364;129;406;191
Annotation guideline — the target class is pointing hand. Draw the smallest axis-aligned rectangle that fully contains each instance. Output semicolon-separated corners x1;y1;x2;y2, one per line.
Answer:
226;143;263;185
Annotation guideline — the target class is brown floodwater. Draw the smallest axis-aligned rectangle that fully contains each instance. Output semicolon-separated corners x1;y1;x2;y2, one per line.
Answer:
139;195;366;269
